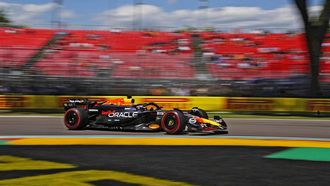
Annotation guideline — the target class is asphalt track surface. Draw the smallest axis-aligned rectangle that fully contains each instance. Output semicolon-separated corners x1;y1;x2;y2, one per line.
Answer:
0;116;330;138
1;146;330;186
1;116;330;186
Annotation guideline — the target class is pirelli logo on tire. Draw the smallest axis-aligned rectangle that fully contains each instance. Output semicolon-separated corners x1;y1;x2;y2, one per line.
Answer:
0;96;26;109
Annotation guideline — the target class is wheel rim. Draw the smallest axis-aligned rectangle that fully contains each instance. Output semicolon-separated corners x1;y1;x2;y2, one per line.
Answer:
66;111;78;126
164;113;177;130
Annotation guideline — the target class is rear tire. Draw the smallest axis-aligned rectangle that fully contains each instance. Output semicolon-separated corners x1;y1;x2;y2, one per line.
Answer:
161;110;186;134
64;108;88;130
189;107;208;119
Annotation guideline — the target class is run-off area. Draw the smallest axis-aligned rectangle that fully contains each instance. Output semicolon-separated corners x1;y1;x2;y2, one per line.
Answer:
0;146;330;186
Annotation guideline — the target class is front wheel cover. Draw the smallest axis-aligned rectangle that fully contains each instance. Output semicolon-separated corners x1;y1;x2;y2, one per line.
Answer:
161;111;186;134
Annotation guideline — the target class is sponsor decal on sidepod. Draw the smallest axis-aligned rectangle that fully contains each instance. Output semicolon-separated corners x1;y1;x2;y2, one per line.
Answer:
108;112;138;118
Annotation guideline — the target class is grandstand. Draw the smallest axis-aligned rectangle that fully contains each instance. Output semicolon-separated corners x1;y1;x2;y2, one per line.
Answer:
202;32;310;80
34;30;193;79
0;28;55;68
0;27;330;96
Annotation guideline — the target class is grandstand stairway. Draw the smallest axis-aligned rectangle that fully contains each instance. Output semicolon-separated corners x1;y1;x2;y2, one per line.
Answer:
23;33;65;71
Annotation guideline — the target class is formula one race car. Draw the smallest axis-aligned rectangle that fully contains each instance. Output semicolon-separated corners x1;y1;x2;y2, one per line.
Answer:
63;97;228;134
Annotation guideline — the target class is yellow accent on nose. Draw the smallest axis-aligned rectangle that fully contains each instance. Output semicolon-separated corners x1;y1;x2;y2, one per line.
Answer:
200;118;220;126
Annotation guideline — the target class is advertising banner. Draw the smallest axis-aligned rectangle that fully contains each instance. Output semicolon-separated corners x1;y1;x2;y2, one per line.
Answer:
306;99;330;112
0;96;26;109
0;95;329;113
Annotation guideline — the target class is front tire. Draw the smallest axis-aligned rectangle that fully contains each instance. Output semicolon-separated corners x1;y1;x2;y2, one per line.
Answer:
161;110;186;134
64;108;88;130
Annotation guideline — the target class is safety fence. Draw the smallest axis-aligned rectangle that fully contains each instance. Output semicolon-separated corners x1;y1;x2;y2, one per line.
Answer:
1;95;330;114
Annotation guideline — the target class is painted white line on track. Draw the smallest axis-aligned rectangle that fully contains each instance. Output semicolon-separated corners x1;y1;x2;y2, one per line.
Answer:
0;135;330;141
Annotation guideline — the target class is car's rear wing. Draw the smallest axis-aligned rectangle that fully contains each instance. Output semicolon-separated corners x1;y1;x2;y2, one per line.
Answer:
63;97;135;111
63;99;90;111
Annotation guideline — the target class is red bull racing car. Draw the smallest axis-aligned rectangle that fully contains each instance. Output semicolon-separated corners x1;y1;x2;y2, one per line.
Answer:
63;97;228;134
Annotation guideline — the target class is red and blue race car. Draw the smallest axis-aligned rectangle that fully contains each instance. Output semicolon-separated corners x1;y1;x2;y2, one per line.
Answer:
63;97;228;134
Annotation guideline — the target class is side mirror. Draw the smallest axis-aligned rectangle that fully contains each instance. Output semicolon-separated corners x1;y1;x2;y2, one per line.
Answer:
131;99;135;104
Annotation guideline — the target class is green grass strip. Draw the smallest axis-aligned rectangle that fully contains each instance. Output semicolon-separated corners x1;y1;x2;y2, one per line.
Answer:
0;140;9;145
265;147;330;162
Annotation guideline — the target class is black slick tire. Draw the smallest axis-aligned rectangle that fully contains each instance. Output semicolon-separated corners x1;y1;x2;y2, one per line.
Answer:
64;108;88;130
161;110;186;134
